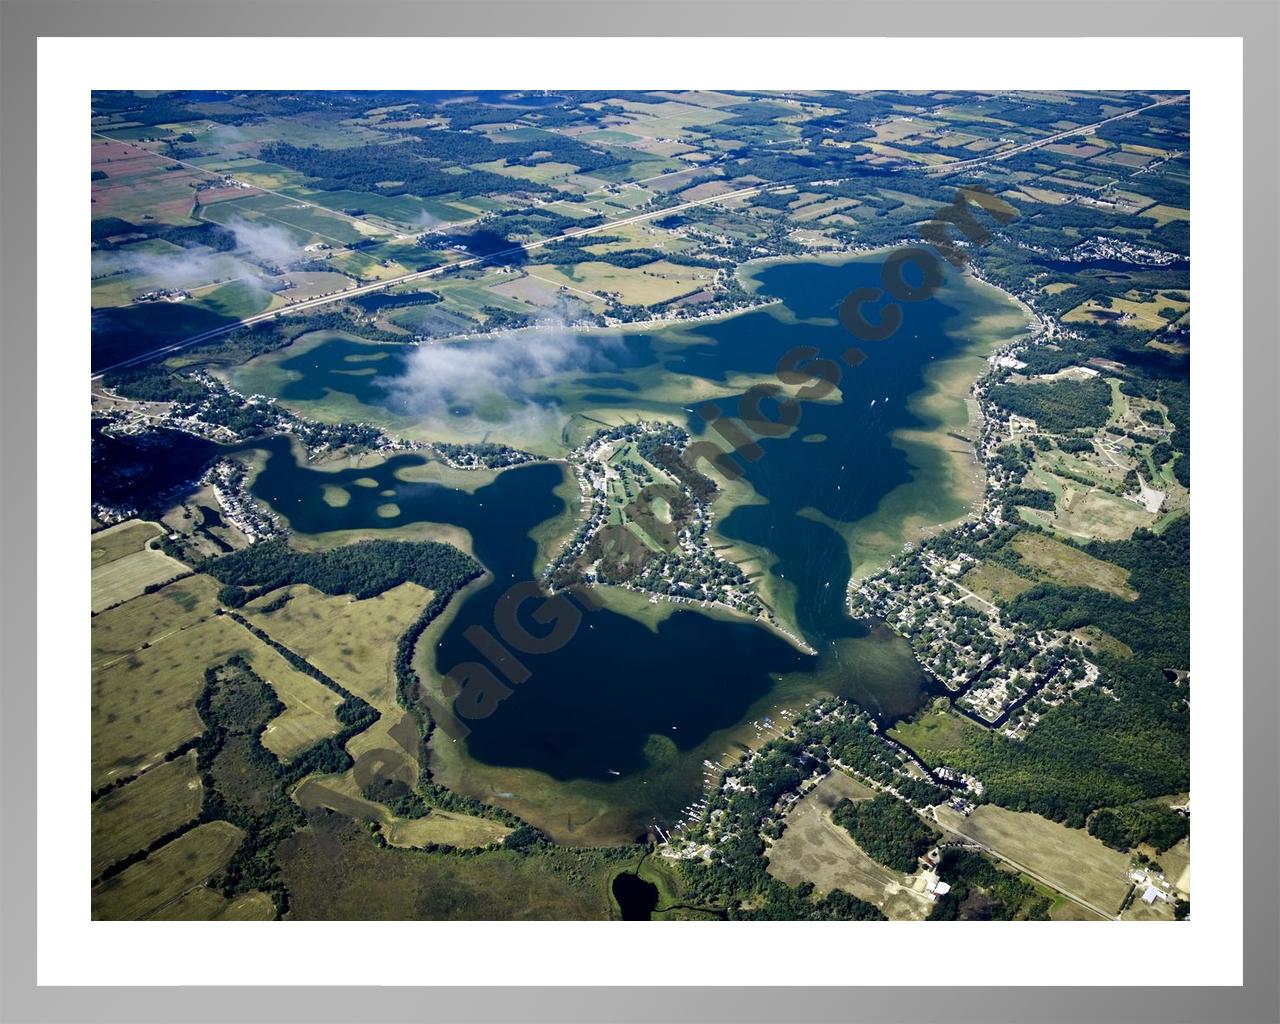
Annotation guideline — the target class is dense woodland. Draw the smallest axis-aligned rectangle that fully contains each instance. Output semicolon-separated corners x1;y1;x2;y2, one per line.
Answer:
207;537;481;603
1088;799;1189;854
831;793;939;873
988;376;1113;434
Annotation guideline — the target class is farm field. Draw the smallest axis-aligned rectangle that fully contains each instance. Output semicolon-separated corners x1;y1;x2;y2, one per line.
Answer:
766;772;934;921
91;820;244;920
91;572;346;785
934;804;1132;916
158;888;277;921
90;518;190;611
241;640;343;761
526;259;715;307
90;519;164;566
243;582;432;709
91;548;189;612
91;612;248;790
91;750;203;878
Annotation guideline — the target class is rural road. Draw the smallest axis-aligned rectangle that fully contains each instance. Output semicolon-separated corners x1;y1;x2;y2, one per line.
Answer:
89;179;774;379
927;94;1188;175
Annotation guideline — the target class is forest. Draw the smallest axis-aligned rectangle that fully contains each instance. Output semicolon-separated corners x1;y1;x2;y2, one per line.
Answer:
259;140;570;200
1088;799;1189;854
207;538;481;603
830;793;939;873
988;375;1113;433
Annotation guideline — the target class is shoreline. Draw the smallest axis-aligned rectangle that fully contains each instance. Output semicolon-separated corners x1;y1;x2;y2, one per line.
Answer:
837;268;1035;584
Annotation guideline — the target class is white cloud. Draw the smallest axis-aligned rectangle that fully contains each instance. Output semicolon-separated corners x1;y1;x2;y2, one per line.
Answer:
379;314;623;429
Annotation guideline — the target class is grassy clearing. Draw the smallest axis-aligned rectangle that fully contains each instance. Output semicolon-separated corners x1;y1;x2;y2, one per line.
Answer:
1071;625;1134;659
1160;837;1191;895
382;809;513;849
960;560;1034;604
91;751;203;878
1019;481;1156;543
766;772;933;920
935;804;1131;914
888;704;985;766
1012;532;1137;599
91;821;244;920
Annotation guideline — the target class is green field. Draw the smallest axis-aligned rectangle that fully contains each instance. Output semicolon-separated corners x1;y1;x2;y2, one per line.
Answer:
277;810;624;920
1012;532;1137;599
90;520;164;566
244;582;432;710
888;704;986;766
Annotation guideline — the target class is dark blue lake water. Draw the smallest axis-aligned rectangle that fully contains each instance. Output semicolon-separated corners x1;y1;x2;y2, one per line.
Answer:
236;255;1011;834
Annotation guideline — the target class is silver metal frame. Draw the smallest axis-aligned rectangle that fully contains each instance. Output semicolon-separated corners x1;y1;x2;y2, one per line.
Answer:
2;2;1275;1020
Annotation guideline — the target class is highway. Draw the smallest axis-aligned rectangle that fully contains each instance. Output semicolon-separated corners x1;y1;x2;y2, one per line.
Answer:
926;94;1188;175
90;180;774;379
90;94;1185;379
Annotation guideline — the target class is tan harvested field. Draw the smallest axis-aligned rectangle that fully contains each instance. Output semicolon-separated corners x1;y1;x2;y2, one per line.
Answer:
243;641;343;761
766;772;934;921
383;809;513;849
92;613;250;790
91;821;244;920
526;259;715;307
91;549;189;612
157;888;277;921
91;574;223;666
91;751;203;878
1012;532;1137;599
960;560;1034;604
244;582;431;709
935;804;1132;915
1161;837;1191;895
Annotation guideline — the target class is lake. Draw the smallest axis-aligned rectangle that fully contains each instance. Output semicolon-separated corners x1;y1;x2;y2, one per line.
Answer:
236;253;1028;842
